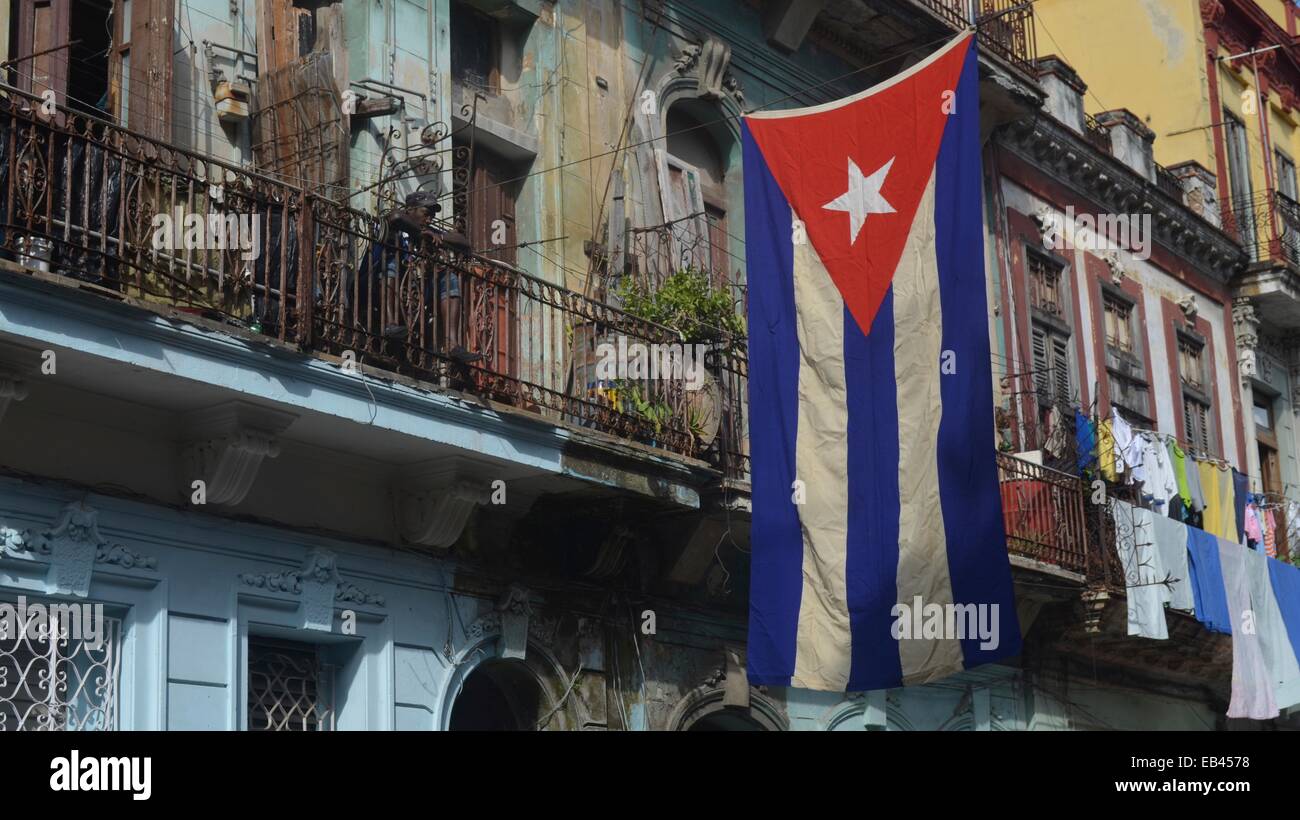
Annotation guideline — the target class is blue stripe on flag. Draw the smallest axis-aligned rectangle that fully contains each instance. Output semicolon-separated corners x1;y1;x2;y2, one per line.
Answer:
845;292;903;690
933;41;1022;668
743;122;802;685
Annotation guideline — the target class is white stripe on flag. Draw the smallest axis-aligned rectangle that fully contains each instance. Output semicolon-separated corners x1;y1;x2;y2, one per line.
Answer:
893;172;965;685
791;239;851;691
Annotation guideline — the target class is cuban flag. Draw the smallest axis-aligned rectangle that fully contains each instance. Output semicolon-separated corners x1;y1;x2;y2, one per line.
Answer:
744;34;1020;692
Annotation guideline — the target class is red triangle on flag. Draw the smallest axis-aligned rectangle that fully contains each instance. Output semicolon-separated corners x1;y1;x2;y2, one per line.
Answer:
744;35;971;335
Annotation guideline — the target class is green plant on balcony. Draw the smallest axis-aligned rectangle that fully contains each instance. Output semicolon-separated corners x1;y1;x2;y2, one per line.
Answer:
615;267;746;355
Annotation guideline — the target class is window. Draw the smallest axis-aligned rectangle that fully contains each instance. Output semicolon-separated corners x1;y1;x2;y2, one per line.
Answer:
1177;333;1215;455
1027;250;1065;318
1031;322;1072;407
451;2;501;93
0;604;122;731
1224;109;1256;253
1276;150;1299;202
664;103;731;285
1103;293;1133;353
247;637;336;731
1257;396;1282;495
109;0;174;140
1102;290;1151;421
1178;335;1206;391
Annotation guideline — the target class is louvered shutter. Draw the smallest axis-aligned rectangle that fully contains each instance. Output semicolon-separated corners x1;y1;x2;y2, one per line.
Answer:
1031;325;1050;403
1051;334;1072;405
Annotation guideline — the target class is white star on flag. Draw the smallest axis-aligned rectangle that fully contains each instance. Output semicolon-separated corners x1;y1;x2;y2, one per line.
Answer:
822;157;896;244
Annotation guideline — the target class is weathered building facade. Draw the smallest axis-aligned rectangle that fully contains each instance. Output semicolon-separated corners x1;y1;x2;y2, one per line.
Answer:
0;0;1287;731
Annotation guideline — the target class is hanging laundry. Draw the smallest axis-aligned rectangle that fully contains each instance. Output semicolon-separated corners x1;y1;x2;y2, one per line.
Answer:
1074;409;1096;476
1287;501;1300;556
1267;558;1300;694
1198;459;1222;539
1043;405;1068;460
1186;528;1231;634
1137;432;1179;514
1097;417;1118;482
1243;549;1300;711
1216;466;1239;543
1265;508;1278;558
1168;440;1192;515
1245;501;1264;550
1110;407;1142;475
1220;540;1279;719
1149;513;1194;612
1184;453;1206;513
1233;469;1250;543
1113;501;1172;639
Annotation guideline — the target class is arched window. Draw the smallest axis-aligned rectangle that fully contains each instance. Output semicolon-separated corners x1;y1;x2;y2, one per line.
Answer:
662;101;736;288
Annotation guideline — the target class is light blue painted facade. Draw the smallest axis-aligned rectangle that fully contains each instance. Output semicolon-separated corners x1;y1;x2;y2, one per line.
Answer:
0;0;1257;731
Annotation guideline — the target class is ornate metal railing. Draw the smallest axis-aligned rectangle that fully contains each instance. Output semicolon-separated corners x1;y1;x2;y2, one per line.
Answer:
0;89;749;478
1223;189;1300;266
997;452;1088;574
916;0;1037;75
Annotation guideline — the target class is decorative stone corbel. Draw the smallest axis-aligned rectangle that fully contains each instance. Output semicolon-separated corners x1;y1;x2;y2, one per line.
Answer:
1233;297;1261;382
0;372;28;425
496;584;532;660
239;547;385;631
2;502;156;597
394;459;491;548
1102;251;1126;284
180;402;296;506
673;35;744;106
1178;293;1199;323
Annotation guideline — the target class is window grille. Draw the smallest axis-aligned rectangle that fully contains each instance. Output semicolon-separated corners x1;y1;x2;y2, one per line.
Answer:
0;608;122;731
247;637;336;731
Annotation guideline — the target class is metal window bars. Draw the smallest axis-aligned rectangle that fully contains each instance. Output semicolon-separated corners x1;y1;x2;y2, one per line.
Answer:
0;609;122;731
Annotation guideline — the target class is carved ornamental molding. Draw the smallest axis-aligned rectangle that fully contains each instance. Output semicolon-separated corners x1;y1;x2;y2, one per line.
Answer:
394;459;491;548
672;35;744;107
180;401;297;507
1000;116;1246;282
1;502;156;597
239;548;385;631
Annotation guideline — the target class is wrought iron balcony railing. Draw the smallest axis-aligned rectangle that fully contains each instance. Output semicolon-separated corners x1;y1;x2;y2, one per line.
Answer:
0;89;749;479
915;0;1037;74
1223;189;1300;267
997;452;1088;574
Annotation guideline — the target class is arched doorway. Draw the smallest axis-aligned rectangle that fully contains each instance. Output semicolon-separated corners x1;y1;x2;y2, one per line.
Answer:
447;659;545;731
686;708;769;731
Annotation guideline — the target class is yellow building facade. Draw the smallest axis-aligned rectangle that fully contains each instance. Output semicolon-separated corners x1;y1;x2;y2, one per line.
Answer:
1034;0;1300;498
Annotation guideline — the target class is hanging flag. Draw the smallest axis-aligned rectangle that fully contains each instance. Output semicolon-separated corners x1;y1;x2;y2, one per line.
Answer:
743;34;1020;692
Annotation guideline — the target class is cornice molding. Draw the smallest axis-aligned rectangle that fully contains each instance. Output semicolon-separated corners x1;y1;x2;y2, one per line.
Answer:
1000;116;1245;281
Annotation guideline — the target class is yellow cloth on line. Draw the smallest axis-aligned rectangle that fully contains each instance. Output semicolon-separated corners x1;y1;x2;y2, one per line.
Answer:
1098;419;1118;482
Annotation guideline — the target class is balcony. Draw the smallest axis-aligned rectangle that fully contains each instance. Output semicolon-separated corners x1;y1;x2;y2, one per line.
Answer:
1224;190;1300;329
997;452;1088;575
1222;189;1300;267
0;90;749;479
913;0;1037;75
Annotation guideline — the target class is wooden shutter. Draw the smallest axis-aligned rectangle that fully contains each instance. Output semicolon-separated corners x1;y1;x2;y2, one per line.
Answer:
1051;334;1072;405
1031;325;1049;403
12;0;71;102
125;0;174;140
